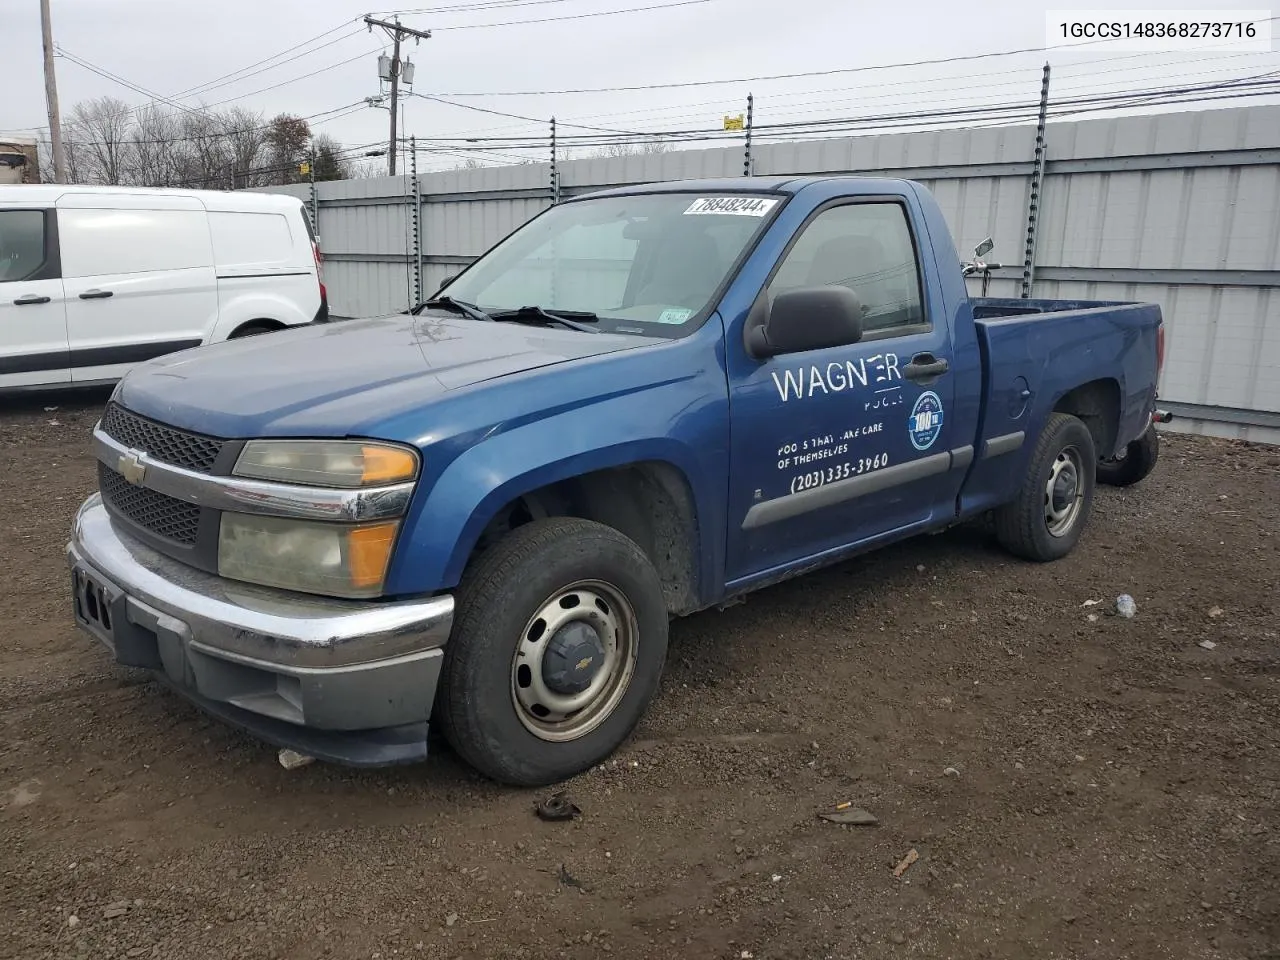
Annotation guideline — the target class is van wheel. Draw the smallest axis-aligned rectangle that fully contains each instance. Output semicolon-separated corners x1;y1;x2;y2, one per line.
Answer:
1097;426;1159;487
994;412;1097;562
435;518;669;787
229;321;279;339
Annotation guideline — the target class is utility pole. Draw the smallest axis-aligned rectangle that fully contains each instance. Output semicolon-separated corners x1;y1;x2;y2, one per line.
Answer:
39;0;67;183
365;15;430;176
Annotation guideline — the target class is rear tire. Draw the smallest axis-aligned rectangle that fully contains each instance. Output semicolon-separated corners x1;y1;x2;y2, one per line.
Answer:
995;412;1096;562
435;517;669;787
1097;425;1159;487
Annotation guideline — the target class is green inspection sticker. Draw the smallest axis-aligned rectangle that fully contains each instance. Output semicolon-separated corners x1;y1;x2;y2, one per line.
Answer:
656;308;694;324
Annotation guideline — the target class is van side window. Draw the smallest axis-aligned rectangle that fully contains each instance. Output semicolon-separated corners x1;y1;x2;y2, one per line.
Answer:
59;208;213;278
0;210;50;283
768;202;927;337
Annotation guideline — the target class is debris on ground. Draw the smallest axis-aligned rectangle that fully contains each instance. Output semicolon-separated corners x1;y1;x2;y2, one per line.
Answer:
445;912;459;927
1198;639;1218;650
819;804;879;826
1082;599;1102;607
1116;595;1137;618
1209;606;1224;618
893;849;920;878
277;749;315;770
557;864;587;891
536;792;581;822
943;766;961;778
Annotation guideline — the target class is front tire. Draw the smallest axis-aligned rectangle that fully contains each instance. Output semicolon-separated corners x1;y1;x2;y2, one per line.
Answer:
1096;425;1159;487
995;412;1097;562
435;518;669;787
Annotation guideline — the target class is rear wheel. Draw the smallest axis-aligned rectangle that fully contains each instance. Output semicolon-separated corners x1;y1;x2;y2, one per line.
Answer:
229;321;279;339
1097;425;1160;487
995;412;1097;562
435;517;669;787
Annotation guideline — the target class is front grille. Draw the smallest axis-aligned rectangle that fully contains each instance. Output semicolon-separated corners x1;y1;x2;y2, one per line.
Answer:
100;402;224;474
99;463;201;545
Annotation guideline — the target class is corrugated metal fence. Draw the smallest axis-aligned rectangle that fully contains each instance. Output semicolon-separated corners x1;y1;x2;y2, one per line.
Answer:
257;104;1280;443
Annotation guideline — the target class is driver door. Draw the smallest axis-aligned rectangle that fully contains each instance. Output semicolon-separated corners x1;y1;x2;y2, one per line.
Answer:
724;198;959;584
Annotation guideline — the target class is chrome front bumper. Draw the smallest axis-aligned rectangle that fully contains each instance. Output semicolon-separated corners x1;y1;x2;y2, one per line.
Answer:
67;494;454;766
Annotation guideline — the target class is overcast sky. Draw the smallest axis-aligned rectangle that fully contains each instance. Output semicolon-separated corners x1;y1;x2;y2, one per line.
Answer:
2;0;1277;171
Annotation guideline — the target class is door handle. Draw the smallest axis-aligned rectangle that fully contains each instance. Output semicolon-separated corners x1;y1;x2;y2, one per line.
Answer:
904;353;950;382
79;289;114;300
14;294;52;306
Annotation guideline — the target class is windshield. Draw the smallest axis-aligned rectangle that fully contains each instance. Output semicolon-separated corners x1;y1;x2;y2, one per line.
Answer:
434;192;783;336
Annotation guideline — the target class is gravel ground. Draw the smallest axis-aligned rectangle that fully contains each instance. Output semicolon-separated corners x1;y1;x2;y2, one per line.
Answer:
1;391;1278;960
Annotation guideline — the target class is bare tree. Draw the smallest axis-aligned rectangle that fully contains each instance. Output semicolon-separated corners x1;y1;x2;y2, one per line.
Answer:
128;104;182;187
222;106;270;187
65;96;133;184
52;95;354;188
593;137;672;159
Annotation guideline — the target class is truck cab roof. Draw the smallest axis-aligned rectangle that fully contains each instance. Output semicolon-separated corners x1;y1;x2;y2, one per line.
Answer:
582;175;915;200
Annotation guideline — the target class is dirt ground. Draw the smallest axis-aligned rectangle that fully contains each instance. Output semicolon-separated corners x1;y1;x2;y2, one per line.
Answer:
2;391;1277;960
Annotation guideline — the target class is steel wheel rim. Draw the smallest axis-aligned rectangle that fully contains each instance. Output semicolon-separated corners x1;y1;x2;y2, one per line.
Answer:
510;579;638;742
1045;444;1084;537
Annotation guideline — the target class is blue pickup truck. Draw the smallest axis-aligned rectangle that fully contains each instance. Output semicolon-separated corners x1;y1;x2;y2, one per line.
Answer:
68;176;1165;786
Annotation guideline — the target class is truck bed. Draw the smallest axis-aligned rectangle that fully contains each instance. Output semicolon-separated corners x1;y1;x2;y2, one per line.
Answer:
956;299;1163;519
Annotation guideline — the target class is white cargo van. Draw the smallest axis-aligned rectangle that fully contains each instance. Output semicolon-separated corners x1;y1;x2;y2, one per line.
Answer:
0;185;328;391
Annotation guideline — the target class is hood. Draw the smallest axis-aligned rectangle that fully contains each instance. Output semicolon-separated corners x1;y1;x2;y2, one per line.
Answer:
114;312;649;438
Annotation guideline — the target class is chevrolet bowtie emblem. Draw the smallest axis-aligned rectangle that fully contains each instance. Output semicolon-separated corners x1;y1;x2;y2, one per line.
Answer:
117;450;147;485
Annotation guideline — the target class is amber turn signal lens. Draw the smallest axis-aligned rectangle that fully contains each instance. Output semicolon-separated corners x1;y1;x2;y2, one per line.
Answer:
347;521;399;588
360;445;418;485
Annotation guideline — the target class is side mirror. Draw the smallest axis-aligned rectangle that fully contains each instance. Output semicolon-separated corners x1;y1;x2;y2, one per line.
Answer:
974;237;994;259
434;274;457;294
746;286;865;359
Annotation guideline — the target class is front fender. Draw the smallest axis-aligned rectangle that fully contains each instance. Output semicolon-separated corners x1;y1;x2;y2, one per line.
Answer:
382;383;729;600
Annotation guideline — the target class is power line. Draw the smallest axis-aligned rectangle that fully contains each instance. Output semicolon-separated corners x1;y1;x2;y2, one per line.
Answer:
167;20;361;100
165;26;369;102
401;72;1280;151
435;15;1280;96
411;92;642;135
377;0;600;16
439;45;1278;139
430;0;712;30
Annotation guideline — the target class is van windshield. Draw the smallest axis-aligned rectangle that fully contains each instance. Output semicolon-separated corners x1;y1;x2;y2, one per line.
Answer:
432;192;783;336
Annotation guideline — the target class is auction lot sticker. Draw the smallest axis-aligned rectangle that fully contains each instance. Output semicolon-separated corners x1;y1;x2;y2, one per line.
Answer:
684;197;779;216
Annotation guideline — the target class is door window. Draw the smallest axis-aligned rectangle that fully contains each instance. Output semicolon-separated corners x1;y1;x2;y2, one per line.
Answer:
0;210;51;283
769;202;926;338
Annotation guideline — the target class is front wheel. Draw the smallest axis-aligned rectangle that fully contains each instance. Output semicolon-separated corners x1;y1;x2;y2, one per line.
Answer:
435;517;669;787
1096;425;1159;487
994;412;1097;562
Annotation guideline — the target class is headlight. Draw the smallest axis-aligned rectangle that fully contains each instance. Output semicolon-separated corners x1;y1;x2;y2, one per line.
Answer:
234;439;418;488
218;513;399;599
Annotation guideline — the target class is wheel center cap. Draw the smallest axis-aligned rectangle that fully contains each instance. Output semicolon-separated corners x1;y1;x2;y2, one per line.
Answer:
542;621;606;695
1053;471;1077;512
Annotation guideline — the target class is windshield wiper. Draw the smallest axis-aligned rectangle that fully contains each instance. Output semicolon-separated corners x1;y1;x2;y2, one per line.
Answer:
488;305;600;333
418;295;494;323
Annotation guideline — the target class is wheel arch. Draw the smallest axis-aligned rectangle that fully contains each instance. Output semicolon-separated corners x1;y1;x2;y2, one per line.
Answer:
1051;377;1121;458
